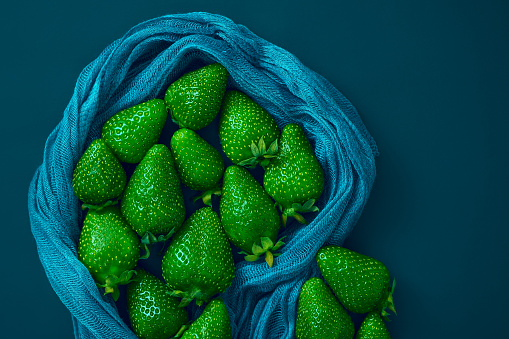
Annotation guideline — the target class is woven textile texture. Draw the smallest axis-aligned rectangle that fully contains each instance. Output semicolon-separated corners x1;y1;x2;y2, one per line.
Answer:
28;12;378;339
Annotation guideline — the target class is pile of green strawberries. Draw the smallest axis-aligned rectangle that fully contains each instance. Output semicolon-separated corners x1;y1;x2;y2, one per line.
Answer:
72;63;396;338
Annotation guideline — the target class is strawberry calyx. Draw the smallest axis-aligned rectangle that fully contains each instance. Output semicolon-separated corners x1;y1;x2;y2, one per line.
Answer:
380;278;397;321
280;199;320;227
81;199;119;211
98;269;137;301
169;286;208;308
238;137;278;169
192;187;222;207
140;229;176;259
239;236;285;267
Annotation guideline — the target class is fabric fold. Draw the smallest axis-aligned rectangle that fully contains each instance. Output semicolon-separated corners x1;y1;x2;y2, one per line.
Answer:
28;12;377;339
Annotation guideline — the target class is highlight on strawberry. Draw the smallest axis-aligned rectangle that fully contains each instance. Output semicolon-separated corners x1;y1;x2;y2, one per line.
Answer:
165;63;229;131
219;90;280;168
121;144;186;258
170;128;224;206
161;207;235;307
264;123;324;226
77;206;140;301
356;311;392;339
127;269;188;339
178;298;232;339
316;246;396;321
72;139;127;210
296;277;355;339
220;165;284;267
102;98;168;164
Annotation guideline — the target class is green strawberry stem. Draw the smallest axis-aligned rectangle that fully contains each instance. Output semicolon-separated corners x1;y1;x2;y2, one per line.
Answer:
280;199;320;227
98;270;137;301
171;324;189;339
380;278;397;321
238;137;278;169
140;229;176;259
81;199;119;211
169;286;208;308
170;116;182;128
192;187;222;207
239;236;285;267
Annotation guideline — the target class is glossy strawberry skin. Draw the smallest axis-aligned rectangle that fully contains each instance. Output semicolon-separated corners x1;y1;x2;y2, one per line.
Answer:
170;128;224;191
264;123;324;211
121;144;186;237
181;298;232;339
316;246;393;314
165;63;228;131
161;207;235;307
77;206;140;299
127;269;188;339
102;98;168;163
355;312;391;339
219;165;281;254
218;90;279;166
296;277;354;339
72;139;127;206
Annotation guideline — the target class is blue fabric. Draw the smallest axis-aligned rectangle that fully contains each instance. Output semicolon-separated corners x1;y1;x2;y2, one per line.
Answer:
28;12;378;339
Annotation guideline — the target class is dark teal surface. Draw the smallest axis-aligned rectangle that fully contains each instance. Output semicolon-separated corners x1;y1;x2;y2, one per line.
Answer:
2;1;508;338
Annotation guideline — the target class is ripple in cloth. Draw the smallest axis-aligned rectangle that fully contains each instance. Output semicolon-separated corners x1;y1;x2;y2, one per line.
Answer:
28;12;378;339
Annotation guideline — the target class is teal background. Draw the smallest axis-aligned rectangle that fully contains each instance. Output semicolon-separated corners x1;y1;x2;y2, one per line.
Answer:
2;0;508;338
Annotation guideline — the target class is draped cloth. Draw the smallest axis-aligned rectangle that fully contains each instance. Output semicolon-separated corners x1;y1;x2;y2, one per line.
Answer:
28;12;378;339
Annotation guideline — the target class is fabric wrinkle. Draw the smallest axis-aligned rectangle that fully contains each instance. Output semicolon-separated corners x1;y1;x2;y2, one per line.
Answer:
27;12;377;339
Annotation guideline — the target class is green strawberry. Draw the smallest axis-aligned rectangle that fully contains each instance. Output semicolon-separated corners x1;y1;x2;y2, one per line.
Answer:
164;63;228;130
296;277;354;339
78;206;140;301
170;128;224;206
180;298;232;339
316;246;396;318
72;139;127;208
218;90;280;168
121;144;185;257
355;312;391;339
127;269;188;339
263;123;324;226
101;98;168;163
219;165;283;267
161;207;234;307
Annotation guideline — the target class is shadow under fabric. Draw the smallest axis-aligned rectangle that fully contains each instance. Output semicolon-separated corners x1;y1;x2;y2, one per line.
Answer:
28;12;378;339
